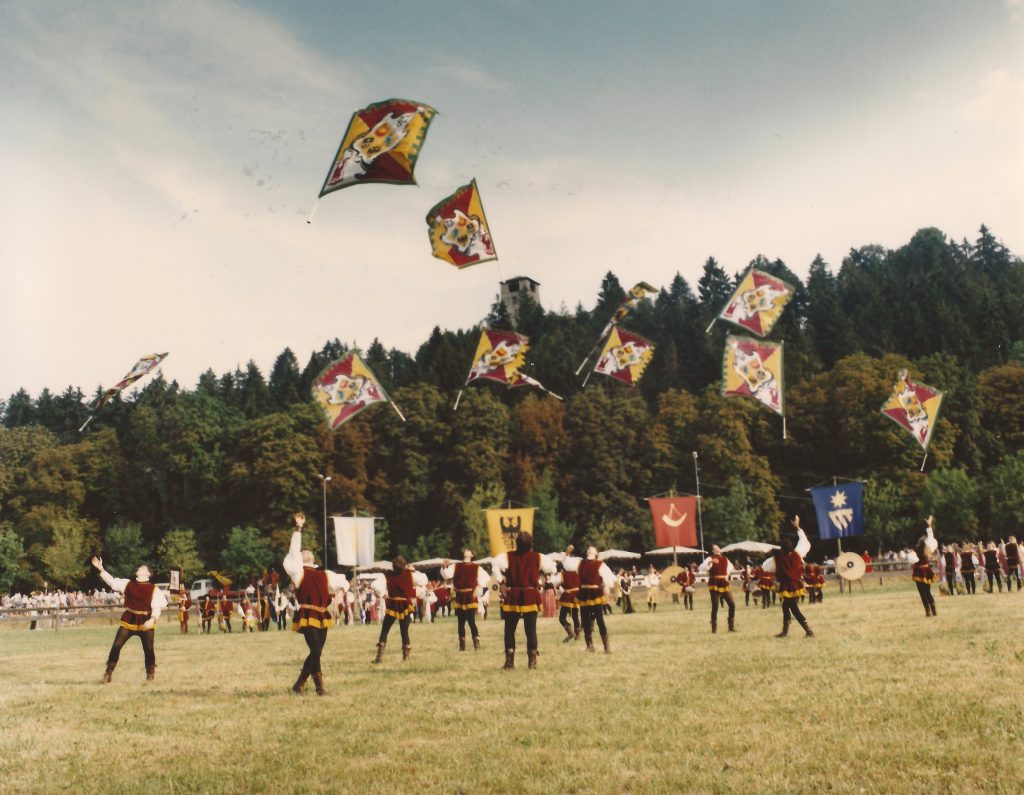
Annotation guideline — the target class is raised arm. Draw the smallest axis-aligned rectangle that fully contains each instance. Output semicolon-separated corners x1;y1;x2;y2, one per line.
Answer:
538;553;557;577
91;557;128;593
440;560;456;580
411;570;429;588
793;516;811;558
490;553;509;584
283;513;305;586
924;517;938;553
326;571;349;592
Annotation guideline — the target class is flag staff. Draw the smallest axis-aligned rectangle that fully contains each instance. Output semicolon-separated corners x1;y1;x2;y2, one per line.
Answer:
306;198;320;224
693;452;705;553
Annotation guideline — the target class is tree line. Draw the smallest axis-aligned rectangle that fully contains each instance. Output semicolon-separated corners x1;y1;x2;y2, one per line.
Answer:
2;225;1023;591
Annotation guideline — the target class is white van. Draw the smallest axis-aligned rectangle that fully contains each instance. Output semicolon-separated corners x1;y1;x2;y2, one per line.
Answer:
189;578;214;600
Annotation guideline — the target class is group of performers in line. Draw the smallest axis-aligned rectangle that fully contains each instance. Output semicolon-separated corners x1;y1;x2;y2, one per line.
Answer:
91;511;1019;688
908;519;1022;617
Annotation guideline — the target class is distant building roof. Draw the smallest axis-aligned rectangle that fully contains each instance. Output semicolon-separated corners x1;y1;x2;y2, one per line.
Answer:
501;276;540;287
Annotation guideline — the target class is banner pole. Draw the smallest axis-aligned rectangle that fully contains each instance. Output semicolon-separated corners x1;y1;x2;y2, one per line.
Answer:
705;317;717;334
693;452;705;553
78;415;95;433
389;400;406;423
453;389;464;411
920;452;928;472
306;198;320;224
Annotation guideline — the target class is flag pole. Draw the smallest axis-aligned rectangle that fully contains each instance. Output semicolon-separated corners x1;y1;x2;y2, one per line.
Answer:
693;452;705;553
581;368;593;388
920;452;928;472
306;198;320;224
78;415;95;433
782;415;787;440
453;389;464;411
389;400;406;423
705;317;717;334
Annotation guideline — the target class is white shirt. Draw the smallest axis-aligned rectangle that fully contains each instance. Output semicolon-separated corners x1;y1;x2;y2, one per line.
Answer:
283;531;349;592
369;570;429;598
761;529;811;572
907;527;938;564
698;556;735;576
439;561;491;589
98;571;168;621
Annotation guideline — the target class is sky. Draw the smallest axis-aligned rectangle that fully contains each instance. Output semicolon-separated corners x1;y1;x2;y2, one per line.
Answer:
2;0;1022;400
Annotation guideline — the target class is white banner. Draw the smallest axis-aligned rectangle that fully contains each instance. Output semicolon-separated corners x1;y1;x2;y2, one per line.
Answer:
333;516;376;566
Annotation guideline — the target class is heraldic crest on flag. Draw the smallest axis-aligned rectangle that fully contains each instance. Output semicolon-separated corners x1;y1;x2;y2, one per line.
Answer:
319;99;437;195
593;327;655;386
467;331;528;384
485;507;536;558
93;352;168;410
722;335;784;415
599;281;657;339
312;352;390;430
810;483;865;540
427;179;497;268
718;269;794;337
880;369;943;450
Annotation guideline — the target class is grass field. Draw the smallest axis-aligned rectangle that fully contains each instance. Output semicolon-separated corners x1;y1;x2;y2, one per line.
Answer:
2;578;1023;795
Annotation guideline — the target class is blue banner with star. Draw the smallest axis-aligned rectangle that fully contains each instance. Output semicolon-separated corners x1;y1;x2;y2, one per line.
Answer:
810;483;865;539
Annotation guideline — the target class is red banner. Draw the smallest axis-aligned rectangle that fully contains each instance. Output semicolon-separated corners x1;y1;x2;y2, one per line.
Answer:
648;497;698;547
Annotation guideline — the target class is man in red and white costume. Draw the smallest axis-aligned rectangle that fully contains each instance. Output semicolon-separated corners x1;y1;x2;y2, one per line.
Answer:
441;549;490;651
492;531;557;669
762;516;813;637
371;557;429;663
577;546;616;653
699;545;737;633
283;512;349;695
551;545;582;642
91;556;168;683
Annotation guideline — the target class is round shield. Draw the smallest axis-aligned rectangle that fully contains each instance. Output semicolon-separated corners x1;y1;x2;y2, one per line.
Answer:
489;576;502;593
660;565;685;595
835;552;866;581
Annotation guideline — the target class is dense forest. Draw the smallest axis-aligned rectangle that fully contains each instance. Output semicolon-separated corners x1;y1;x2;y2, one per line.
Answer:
2;225;1024;591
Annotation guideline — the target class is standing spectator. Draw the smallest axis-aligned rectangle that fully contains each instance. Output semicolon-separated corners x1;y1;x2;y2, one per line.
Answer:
644;566;660;612
619;570;635;614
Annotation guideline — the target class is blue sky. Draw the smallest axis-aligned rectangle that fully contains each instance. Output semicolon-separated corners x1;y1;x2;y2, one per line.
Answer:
2;1;1021;398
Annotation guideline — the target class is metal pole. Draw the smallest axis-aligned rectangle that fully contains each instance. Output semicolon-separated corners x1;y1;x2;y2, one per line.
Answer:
693;452;705;553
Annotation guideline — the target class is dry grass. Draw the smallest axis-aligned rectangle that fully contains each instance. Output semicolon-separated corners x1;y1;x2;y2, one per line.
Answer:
1;577;1022;794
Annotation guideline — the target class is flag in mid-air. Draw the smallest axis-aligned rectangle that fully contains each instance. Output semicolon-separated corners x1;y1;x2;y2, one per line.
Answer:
466;331;528;385
333;515;377;567
722;335;784;415
427;179;496;268
318;99;437;195
598;281;657;339
647;496;698;547
880;369;943;450
311;353;389;430
810;483;865;540
485;507;536;558
92;352;168;409
593;328;655;386
718;269;794;337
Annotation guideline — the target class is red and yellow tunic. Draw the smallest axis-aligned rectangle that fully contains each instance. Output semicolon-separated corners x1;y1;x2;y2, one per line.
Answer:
503;551;542;613
681;569;696;590
201;599;215;619
219;599;233;618
773;551;807;599
577;559;608;607
757;568;775;591
452;562;481;611
983;550;1000;574
384;569;417;620
558;569;581;608
707;555;732;593
178;596;192;623
293;567;335;630
911;560;936;584
959;552;975;573
119;580;156;631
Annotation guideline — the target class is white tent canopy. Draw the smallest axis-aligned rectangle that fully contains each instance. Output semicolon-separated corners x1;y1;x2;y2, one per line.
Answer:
354;561;393;572
598;550;641;562
720;541;780;554
646;546;705;556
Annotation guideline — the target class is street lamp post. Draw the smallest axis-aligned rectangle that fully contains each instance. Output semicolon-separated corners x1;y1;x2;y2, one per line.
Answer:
318;473;331;564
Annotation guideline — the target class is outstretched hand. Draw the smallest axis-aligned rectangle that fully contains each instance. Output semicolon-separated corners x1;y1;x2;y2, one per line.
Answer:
91;556;103;571
927;514;934;527
790;515;801;530
294;512;305;529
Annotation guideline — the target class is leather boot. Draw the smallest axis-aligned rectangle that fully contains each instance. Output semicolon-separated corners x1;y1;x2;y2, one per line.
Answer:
562;623;574;643
929;603;937;617
728;618;736;632
472;636;481;651
710;620;717;634
585;638;596;652
924;604;932;617
601;634;611;654
312;672;326;696
527;650;538;669
145;665;156;683
574;627;581;641
502;649;515;670
373;642;386;664
459;637;466;652
798;619;814;637
101;662;116;684
402;645;411;662
292;670;309;694
775;618;790;638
